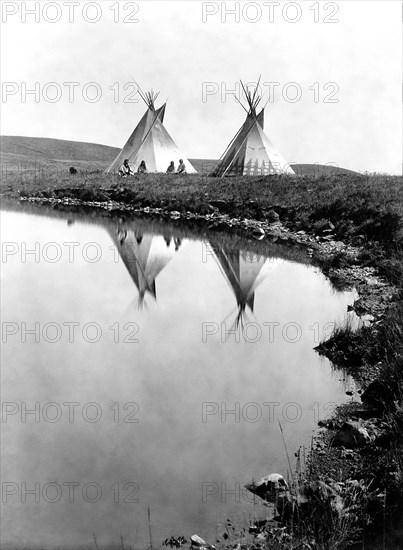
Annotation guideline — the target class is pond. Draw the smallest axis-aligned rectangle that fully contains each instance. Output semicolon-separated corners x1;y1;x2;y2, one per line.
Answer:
1;207;357;549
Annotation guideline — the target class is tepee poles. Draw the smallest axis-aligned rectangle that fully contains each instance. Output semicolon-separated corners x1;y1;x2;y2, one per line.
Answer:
221;131;250;177
240;76;262;118
132;78;160;111
212;76;294;177
221;81;264;177
105;82;161;173
215;96;245;162
213;80;263;176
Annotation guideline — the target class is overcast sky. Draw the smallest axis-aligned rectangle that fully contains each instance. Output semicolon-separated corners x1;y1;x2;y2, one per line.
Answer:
1;0;401;174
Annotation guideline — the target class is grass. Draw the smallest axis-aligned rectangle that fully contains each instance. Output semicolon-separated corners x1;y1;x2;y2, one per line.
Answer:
2;170;402;247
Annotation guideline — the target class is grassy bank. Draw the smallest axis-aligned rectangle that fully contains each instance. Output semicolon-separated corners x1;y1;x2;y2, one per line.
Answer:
2;171;402;244
2;171;403;549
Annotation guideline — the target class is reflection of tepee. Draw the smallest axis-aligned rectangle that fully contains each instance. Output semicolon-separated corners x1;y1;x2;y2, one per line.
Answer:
109;228;174;307
209;242;268;328
106;89;196;174
210;78;295;177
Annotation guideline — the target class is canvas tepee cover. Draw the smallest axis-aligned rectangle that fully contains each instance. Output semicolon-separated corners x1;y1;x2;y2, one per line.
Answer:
106;89;196;174
107;104;166;173
211;80;294;177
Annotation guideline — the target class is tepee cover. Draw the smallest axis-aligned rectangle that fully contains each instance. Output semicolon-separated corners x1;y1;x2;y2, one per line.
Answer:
106;104;165;173
211;79;294;177
106;89;196;174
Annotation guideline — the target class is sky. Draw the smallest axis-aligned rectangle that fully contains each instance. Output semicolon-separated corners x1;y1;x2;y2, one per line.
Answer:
1;0;401;174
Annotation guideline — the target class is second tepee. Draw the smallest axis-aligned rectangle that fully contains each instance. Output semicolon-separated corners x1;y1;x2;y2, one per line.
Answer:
211;79;295;177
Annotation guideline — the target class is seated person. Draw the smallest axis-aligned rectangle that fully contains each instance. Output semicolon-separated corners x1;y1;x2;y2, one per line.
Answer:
137;160;148;174
118;159;134;177
177;159;186;174
166;161;175;174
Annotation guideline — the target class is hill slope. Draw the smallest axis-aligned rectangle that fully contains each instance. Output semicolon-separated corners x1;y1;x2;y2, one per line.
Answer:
1;135;118;172
1;136;359;176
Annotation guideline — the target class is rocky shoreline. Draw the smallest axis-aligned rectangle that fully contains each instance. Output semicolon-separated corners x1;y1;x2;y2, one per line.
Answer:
20;193;398;319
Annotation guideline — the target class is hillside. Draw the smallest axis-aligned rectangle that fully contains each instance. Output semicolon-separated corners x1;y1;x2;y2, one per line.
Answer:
0;136;359;176
0;135;118;173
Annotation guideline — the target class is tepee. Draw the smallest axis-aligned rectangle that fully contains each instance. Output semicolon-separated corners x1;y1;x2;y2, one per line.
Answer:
210;79;295;177
106;89;196;174
109;226;175;307
209;241;267;329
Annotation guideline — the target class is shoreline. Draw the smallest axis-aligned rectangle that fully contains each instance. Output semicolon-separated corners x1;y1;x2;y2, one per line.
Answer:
2;172;402;548
15;191;399;322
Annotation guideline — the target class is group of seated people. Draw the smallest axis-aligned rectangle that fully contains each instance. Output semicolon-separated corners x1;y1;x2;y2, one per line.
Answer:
119;159;187;177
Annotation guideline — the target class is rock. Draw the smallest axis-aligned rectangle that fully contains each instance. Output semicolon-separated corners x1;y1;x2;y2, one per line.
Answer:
190;535;206;547
266;209;280;223
331;421;371;448
303;480;344;515
209;199;234;214
245;473;288;504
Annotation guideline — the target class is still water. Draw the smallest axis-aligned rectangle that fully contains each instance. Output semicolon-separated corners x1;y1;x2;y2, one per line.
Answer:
1;208;357;549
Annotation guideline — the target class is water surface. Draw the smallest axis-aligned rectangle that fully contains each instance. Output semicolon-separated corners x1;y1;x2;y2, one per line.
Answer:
1;208;356;549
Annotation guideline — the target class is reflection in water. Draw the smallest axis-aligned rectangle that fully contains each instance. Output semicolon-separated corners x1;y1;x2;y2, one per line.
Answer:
1;209;358;550
109;226;182;308
209;242;269;330
109;223;272;319
109;225;272;321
